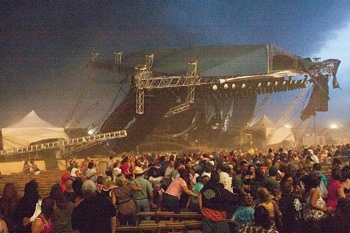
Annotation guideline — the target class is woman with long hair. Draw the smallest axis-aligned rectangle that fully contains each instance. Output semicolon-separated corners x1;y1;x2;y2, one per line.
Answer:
49;184;75;233
31;197;55;233
326;168;346;210
13;179;41;232
0;183;19;233
111;174;139;226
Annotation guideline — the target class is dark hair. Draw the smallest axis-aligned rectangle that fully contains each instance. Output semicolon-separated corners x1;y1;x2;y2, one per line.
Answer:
254;205;272;229
178;168;191;187
341;166;350;180
72;179;83;197
313;163;322;171
41;197;55;220
23;179;40;202
50;183;68;209
219;162;230;173
209;171;220;184
332;168;342;181
302;174;320;193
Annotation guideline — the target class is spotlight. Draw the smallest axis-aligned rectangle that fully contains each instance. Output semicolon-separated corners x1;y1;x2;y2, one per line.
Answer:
258;82;262;87
275;81;278;86
212;85;218;91
241;84;246;89
224;84;228;89
282;81;286;85
232;83;236;89
267;82;271;86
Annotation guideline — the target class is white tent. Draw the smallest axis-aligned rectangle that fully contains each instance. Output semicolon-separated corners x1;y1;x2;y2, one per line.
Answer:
249;115;295;146
1;110;69;150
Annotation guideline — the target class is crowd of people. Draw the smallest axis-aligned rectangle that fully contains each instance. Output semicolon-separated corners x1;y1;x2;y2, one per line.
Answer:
0;144;349;233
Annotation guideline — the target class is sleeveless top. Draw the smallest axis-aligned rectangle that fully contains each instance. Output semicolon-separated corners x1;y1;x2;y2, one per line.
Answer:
304;188;326;220
36;215;53;233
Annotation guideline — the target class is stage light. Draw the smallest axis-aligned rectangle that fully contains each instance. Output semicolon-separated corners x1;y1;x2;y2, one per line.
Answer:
232;84;236;89
282;81;286;85
267;82;271;86
212;85;218;91
258;82;262;87
241;83;246;89
275;81;278;86
224;84;228;89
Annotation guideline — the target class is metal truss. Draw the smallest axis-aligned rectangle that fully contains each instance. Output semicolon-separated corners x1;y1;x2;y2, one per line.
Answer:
0;130;127;156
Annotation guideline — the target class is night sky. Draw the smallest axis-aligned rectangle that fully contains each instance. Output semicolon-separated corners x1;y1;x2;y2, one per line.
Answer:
1;1;350;129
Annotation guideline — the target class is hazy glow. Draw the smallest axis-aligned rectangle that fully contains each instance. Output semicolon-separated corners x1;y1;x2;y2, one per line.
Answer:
330;123;338;129
284;124;292;128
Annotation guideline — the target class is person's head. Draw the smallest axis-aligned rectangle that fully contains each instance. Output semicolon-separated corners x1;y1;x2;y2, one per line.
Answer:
2;182;18;200
87;161;94;169
242;194;253;207
208;170;220;184
168;159;175;168
341;166;350;182
115;174;128;187
313;163;322;171
331;168;342;181
254;205;272;229
219;162;230;173
65;179;73;190
96;175;104;185
41;197;55;220
268;166;278;177
280;180;293;194
81;180;96;198
24;179;40;201
256;187;271;203
178;168;191;187
234;163;242;175
281;173;294;185
134;166;145;177
72;179;83;197
201;175;210;185
50;183;67;209
302;173;320;192
152;181;161;190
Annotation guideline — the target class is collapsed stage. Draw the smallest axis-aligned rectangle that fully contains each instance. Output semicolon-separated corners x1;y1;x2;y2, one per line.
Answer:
87;44;341;152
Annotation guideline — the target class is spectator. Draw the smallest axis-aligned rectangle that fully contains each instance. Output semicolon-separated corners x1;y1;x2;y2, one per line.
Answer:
256;187;282;231
64;179;77;204
150;181;164;210
0;208;9;233
23;160;31;175
199;171;239;233
231;194;254;230
302;174;330;223
30;160;41;175
70;162;83;181
85;162;97;183
326;168;346;210
106;156;114;180
279;181;303;233
50;184;74;233
162;168;198;213
187;175;209;213
13;179;42;232
31;197;55;233
111;174;138;226
0;182;19;233
132;166;153;224
71;180;116;233
238;205;278;233
318;198;350;233
341;165;350;198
